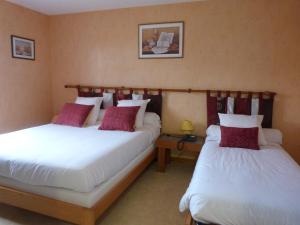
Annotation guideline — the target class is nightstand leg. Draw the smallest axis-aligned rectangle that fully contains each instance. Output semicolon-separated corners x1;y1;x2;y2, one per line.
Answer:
166;148;171;164
158;147;166;172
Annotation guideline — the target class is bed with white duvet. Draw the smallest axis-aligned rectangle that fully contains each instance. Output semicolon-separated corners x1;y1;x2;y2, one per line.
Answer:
180;126;300;225
0;122;160;195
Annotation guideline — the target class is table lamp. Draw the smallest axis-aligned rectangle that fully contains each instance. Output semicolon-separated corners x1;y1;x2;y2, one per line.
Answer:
181;120;194;135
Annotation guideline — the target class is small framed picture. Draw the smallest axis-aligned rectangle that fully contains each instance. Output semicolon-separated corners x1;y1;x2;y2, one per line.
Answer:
11;35;35;60
139;21;184;59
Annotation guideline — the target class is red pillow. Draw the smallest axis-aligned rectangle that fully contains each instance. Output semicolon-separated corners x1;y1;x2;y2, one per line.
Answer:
220;126;260;150
99;106;140;132
54;103;94;127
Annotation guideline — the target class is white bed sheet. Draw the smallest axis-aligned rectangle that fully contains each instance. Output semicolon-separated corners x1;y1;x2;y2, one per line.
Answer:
0;144;154;208
180;140;300;225
0;124;160;193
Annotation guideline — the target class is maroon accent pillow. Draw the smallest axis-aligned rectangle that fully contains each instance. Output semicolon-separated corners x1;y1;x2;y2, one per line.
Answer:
220;126;260;150
99;106;140;132
54;103;94;127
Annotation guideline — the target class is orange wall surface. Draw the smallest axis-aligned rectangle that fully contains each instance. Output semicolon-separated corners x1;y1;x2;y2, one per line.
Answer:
0;1;52;132
0;0;299;163
49;0;300;162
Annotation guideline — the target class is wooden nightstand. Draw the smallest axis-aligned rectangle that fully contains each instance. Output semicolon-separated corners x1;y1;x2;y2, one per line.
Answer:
156;134;205;172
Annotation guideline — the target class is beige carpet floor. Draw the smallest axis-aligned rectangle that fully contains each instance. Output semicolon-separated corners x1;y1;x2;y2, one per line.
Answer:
0;161;194;225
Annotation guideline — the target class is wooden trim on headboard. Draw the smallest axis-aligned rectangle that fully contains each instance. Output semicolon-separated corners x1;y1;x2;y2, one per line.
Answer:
65;84;276;96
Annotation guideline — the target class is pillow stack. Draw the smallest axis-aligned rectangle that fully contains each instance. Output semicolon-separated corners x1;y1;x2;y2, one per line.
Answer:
75;97;103;126
99;106;140;132
54;97;103;127
218;113;268;150
54;97;152;132
54;103;94;127
99;99;151;132
117;99;151;128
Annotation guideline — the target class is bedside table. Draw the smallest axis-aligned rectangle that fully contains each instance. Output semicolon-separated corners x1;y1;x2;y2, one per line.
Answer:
156;134;205;172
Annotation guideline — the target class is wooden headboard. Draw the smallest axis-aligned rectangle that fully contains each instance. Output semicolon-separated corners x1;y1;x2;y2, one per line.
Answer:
65;85;276;128
73;85;163;118
206;90;275;128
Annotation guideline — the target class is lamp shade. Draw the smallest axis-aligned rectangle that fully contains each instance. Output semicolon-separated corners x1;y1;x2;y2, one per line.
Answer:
181;120;194;134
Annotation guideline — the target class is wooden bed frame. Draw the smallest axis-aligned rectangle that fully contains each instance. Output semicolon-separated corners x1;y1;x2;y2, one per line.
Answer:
185;213;195;225
0;148;156;225
185;213;219;225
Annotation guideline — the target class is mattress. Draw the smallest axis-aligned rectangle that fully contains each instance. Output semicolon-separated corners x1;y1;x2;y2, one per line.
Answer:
0;123;160;192
179;140;300;225
0;144;154;208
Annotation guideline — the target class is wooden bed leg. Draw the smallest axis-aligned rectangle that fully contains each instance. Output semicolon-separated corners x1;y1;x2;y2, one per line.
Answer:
185;212;194;225
81;210;95;225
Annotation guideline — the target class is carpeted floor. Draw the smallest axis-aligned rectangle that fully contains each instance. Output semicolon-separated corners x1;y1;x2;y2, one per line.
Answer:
0;161;194;225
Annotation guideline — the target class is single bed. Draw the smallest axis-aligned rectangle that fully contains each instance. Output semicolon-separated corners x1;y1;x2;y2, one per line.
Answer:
180;135;300;225
180;90;300;225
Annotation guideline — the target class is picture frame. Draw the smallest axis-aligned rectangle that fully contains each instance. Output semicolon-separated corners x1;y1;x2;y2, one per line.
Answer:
138;21;184;59
11;35;35;60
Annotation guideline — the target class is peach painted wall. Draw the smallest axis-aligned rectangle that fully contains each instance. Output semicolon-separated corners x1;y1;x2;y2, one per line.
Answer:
1;1;299;162
0;1;52;133
49;0;300;163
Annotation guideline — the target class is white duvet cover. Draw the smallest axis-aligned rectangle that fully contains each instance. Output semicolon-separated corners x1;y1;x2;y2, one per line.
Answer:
0;124;159;192
180;140;300;225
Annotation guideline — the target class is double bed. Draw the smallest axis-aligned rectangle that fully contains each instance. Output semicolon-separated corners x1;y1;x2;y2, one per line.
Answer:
0;85;163;225
0;123;160;204
0;123;160;225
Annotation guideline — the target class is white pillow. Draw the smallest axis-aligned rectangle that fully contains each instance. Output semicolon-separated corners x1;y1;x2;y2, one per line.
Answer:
144;112;161;128
263;128;283;145
98;109;106;122
218;113;268;145
75;97;103;126
206;125;221;141
102;93;114;109
118;99;151;128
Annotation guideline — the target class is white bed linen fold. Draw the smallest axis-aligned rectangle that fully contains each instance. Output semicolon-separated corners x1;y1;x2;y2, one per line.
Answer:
179;140;300;225
0;124;160;192
0;145;154;208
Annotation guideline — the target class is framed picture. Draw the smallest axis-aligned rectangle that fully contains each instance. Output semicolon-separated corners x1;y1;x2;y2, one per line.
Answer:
11;35;35;60
139;21;184;59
